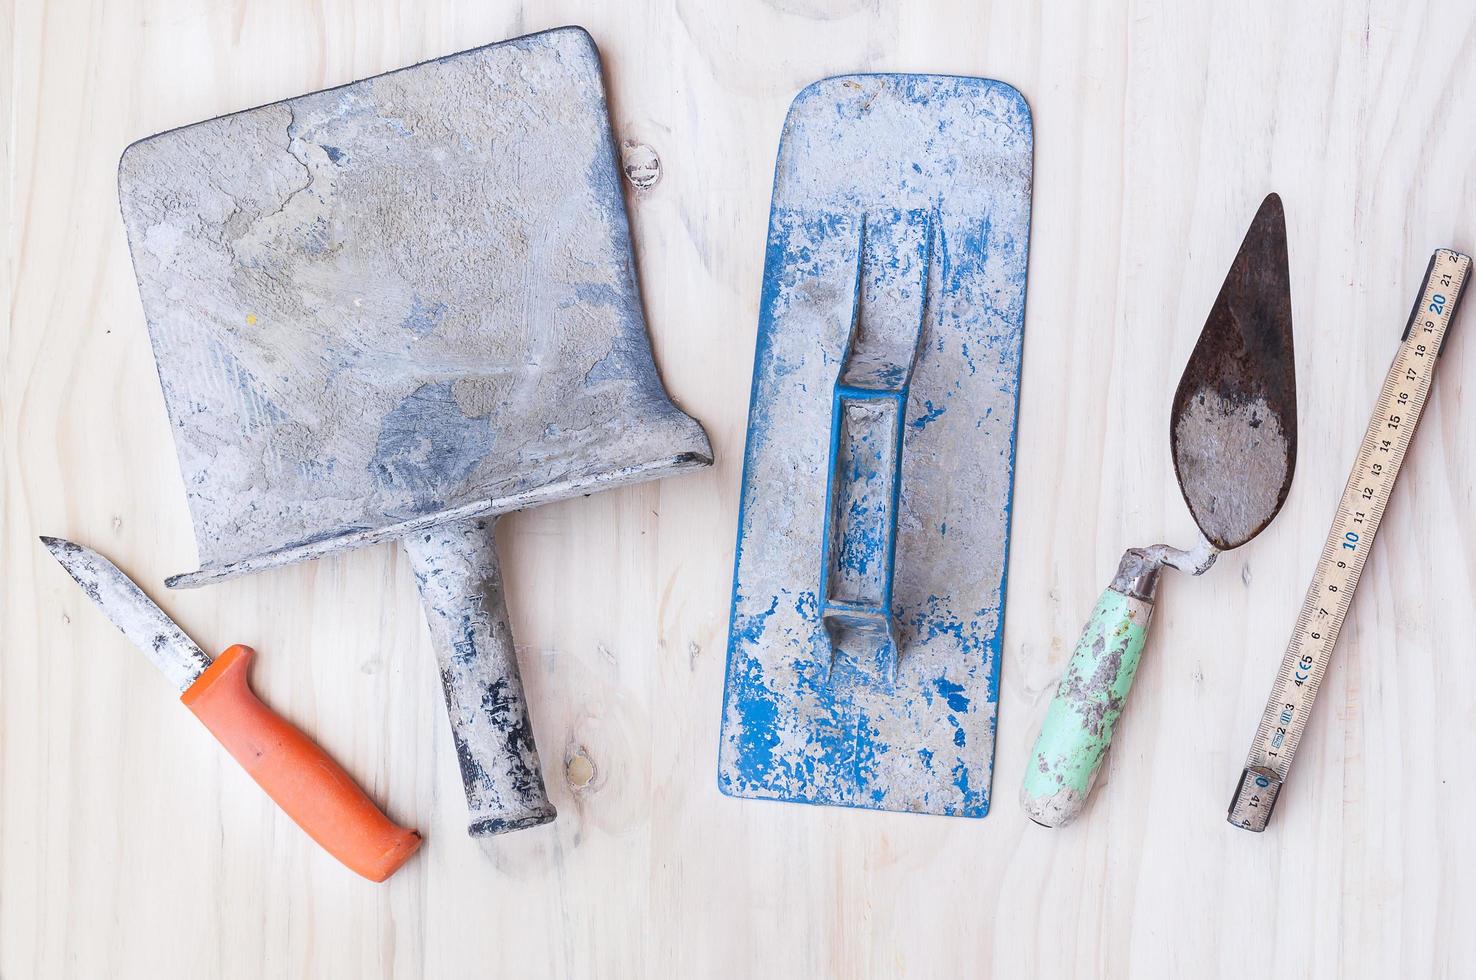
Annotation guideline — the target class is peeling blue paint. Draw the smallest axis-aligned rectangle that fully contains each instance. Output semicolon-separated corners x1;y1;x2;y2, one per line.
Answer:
717;74;1031;819
910;400;946;429
935;677;970;713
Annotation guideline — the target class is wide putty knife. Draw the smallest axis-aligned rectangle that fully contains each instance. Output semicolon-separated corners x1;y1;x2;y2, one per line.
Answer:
41;536;420;881
718;74;1032;816
116;27;711;836
1021;194;1296;827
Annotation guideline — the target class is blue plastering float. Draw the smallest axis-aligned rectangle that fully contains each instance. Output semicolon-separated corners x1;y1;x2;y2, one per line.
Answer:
718;74;1032;817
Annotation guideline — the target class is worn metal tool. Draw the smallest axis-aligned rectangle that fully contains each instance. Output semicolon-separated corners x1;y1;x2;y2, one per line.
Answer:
116;27;711;837
41;536;421;881
1021;193;1296;828
719;74;1032;816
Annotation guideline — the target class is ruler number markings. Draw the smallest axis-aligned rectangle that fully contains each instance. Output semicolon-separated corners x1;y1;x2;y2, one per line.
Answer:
1229;250;1470;831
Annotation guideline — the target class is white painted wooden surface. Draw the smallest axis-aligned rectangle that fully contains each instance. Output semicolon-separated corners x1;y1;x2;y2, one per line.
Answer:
4;1;1475;976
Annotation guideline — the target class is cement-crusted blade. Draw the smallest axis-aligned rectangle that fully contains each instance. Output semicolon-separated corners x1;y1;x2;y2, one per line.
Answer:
1171;193;1296;551
116;28;711;589
41;537;212;691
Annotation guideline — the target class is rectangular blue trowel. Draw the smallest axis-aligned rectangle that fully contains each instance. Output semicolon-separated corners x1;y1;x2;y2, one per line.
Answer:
718;74;1032;816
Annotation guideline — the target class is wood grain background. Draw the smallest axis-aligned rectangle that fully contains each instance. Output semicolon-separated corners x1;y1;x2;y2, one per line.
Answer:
4;1;1476;977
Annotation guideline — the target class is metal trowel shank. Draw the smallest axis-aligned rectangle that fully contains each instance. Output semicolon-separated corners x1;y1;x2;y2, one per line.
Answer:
1172;193;1296;550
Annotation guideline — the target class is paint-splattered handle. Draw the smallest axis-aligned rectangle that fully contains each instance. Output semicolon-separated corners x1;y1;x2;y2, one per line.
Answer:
405;518;557;837
1020;550;1160;827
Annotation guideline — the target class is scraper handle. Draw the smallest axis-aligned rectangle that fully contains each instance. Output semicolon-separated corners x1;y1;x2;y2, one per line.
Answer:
1020;549;1161;828
405;517;556;837
181;645;422;881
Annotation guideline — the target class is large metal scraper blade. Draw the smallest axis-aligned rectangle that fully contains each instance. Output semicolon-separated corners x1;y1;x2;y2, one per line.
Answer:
117;27;711;837
718;75;1032;817
118;27;709;585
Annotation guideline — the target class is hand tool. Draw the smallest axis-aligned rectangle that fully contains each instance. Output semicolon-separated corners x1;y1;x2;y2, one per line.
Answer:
1021;194;1297;828
40;536;420;881
1228;248;1470;831
115;26;712;837
718;74;1032;816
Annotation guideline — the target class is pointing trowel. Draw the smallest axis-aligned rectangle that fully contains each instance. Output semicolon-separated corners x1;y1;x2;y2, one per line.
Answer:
41;536;421;880
1021;194;1297;827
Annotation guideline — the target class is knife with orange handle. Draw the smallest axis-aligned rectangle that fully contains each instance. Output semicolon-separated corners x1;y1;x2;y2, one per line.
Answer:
41;535;421;881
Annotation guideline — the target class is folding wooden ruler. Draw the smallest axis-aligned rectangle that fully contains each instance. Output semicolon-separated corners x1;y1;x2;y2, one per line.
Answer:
1228;248;1471;832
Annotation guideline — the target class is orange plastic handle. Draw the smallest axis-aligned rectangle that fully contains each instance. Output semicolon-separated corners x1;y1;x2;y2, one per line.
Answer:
181;645;421;881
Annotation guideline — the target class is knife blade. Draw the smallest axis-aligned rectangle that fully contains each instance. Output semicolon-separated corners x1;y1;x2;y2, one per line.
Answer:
41;535;422;881
41;536;211;689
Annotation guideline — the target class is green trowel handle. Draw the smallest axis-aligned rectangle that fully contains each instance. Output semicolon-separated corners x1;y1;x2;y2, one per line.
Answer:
1020;549;1162;828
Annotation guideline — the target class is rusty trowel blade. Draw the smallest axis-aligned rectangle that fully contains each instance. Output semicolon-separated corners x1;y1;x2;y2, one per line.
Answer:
1171;193;1296;551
